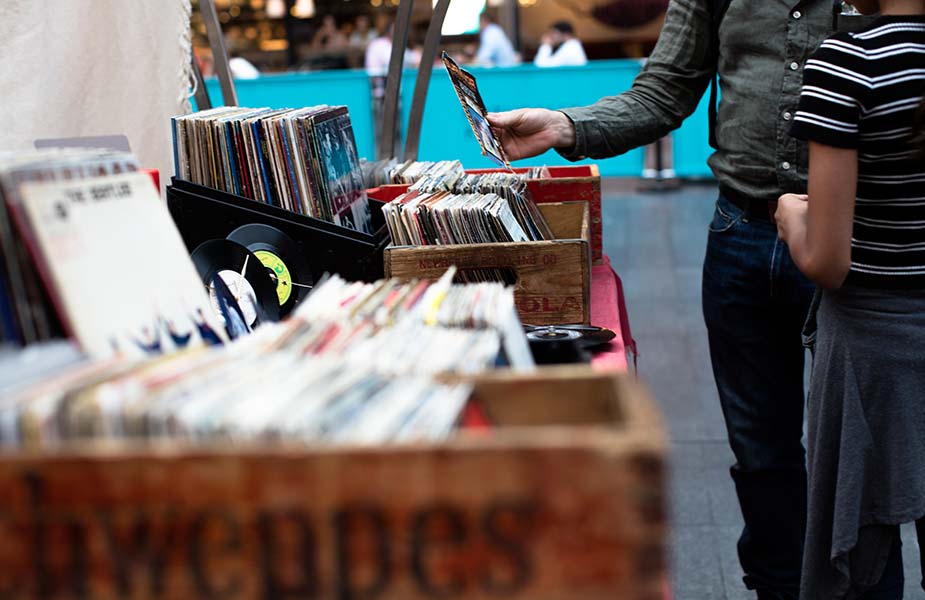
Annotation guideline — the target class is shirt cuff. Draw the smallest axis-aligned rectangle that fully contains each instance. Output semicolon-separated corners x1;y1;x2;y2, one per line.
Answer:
555;107;593;161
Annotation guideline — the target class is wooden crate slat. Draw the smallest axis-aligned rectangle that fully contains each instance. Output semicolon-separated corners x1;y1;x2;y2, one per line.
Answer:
0;370;666;600
384;203;591;325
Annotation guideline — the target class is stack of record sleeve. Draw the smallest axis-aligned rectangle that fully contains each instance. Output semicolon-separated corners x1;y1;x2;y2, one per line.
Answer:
0;269;533;448
172;106;372;234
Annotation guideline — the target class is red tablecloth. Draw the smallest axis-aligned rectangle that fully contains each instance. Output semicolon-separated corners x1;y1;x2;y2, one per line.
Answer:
590;255;636;372
461;254;635;429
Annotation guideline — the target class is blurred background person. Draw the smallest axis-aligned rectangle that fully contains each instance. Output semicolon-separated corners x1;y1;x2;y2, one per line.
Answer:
349;15;377;48
474;10;518;67
311;14;346;51
194;43;259;80
364;20;420;77
365;19;419;158
534;21;587;67
229;54;260;79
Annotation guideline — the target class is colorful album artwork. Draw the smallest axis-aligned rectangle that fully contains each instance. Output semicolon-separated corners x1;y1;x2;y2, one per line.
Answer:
442;51;513;170
312;108;372;234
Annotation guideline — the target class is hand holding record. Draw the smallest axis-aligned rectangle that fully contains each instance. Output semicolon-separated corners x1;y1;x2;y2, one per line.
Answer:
485;108;577;162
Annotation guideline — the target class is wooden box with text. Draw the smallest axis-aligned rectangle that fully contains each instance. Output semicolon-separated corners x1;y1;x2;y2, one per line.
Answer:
0;368;666;600
384;202;591;325
369;164;603;265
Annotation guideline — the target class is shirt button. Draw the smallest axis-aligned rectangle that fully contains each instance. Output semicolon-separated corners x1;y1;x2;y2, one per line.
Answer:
789;61;800;71
792;10;802;19
781;161;792;170
783;111;793;121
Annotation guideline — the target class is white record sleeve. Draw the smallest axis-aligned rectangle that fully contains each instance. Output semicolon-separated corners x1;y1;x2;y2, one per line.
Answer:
18;172;227;359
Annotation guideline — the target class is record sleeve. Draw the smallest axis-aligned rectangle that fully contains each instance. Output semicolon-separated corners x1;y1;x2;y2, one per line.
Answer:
16;172;228;358
442;52;513;171
310;107;372;234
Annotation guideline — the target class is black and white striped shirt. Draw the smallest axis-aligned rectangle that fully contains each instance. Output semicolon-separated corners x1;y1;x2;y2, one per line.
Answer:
791;16;925;289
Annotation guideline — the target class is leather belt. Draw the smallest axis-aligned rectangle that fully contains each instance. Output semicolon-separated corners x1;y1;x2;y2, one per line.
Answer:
719;185;778;222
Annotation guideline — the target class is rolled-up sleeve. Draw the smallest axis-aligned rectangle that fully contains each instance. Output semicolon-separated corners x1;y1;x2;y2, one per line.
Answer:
558;0;715;160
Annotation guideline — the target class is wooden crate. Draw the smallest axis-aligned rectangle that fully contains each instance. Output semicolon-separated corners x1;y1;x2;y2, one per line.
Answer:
0;368;666;600
384;202;591;325
368;164;603;264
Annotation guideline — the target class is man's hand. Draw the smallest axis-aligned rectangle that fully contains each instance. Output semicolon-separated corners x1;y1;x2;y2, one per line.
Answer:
486;108;577;161
775;193;809;244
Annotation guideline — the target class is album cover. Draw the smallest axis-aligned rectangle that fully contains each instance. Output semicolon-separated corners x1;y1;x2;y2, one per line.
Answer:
311;107;372;234
16;172;227;358
442;52;512;171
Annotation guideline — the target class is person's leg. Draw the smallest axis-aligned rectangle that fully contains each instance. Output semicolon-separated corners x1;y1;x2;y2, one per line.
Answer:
702;194;814;600
916;517;925;591
857;526;904;600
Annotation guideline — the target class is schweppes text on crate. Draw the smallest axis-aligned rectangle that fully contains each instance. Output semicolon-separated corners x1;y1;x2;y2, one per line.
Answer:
0;370;666;600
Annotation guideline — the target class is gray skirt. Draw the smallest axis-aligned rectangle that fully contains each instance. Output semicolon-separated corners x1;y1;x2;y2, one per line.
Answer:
802;286;925;599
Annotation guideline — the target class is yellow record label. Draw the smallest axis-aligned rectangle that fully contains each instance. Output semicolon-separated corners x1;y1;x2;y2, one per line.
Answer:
254;250;292;305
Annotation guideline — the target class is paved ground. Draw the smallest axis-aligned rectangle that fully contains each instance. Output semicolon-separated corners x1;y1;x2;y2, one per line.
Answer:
599;179;922;599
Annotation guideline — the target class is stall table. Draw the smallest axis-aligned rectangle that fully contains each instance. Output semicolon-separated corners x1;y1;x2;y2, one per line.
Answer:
590;255;636;372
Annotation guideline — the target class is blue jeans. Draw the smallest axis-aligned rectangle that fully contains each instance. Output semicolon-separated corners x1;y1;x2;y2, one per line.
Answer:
702;194;815;599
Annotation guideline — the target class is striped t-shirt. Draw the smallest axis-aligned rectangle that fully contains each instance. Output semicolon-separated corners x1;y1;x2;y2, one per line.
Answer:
790;16;925;289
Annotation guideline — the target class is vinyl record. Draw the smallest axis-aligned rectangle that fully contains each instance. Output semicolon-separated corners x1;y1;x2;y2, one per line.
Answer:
524;327;588;365
191;239;280;325
525;327;583;343
523;324;616;346
227;224;313;317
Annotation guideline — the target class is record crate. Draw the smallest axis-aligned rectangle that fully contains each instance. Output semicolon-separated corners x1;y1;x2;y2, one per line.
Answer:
382;201;592;325
369;164;603;264
0;368;666;600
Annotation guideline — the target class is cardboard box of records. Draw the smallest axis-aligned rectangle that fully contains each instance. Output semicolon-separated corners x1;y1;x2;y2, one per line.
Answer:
0;368;666;600
382;200;592;326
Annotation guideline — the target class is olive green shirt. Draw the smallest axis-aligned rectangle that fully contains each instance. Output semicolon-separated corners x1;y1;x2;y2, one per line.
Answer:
558;0;878;202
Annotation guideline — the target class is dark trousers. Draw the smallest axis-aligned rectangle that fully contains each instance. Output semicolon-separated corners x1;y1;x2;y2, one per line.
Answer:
702;194;815;599
858;526;904;600
856;520;925;599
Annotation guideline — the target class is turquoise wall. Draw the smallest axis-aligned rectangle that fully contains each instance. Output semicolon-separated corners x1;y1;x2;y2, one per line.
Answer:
202;60;714;178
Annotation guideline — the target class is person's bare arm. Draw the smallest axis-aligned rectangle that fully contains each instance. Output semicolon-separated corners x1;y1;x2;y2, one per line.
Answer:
776;142;856;289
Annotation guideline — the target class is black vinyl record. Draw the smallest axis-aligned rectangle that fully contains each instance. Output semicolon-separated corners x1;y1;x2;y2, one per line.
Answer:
524;326;588;365
523;324;616;346
525;327;583;343
191;239;280;325
227;223;313;318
